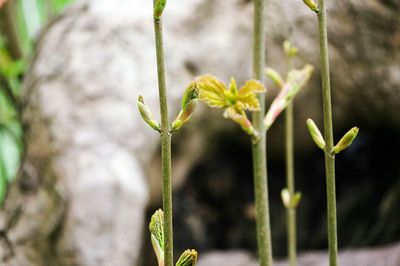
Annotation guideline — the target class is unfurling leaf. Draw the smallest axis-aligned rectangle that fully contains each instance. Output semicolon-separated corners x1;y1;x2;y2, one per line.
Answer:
307;118;326;150
197;75;266;113
137;96;161;132
149;209;165;266
264;64;314;130
303;0;319;13
154;0;167;19
332;127;359;154
171;82;199;131
176;249;198;266
266;68;284;89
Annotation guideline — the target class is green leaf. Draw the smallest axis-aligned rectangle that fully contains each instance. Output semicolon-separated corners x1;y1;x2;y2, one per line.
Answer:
0;128;21;182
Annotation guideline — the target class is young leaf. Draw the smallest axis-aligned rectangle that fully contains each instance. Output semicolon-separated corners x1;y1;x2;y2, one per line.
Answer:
307;118;326;150
149;209;165;266
176;249;198;266
264;64;313;130
332;127;359;154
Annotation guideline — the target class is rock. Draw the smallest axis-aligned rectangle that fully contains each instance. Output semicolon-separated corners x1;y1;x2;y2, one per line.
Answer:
197;242;400;266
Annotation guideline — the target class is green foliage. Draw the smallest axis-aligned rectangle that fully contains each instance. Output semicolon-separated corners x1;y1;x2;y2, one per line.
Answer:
0;0;75;203
0;36;24;203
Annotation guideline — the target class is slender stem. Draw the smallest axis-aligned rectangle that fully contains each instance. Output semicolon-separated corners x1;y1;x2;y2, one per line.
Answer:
0;1;24;58
317;1;338;265
153;12;174;266
252;0;273;265
285;102;296;266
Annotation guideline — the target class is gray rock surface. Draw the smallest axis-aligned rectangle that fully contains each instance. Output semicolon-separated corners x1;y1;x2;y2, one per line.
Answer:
197;242;400;266
0;0;399;265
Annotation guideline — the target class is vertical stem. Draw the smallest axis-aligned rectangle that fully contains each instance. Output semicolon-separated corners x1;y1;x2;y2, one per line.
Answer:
0;1;24;58
317;1;338;265
285;102;296;266
153;11;174;266
252;0;273;265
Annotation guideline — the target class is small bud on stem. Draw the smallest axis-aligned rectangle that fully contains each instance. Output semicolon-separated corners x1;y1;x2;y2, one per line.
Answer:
307;118;326;150
303;0;319;13
332;127;359;154
176;249;198;266
171;82;199;131
149;209;165;266
154;0;167;20
137;95;161;132
281;188;302;209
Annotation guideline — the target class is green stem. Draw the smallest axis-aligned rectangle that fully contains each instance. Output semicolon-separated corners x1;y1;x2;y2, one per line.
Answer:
252;0;273;265
153;11;174;266
317;1;338;265
285;102;296;266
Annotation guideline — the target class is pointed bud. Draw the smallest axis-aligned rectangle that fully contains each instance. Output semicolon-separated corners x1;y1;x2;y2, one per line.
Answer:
265;68;284;89
176;249;198;266
154;0;167;19
291;192;302;208
149;209;165;266
137;96;161;132
171;99;198;131
281;188;291;208
332;127;359;154
307;118;326;150
303;0;319;13
181;81;199;110
283;40;298;57
171;82;199;131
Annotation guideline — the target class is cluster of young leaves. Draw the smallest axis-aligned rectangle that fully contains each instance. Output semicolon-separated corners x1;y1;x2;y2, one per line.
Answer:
149;209;198;266
196;75;265;140
195;63;313;141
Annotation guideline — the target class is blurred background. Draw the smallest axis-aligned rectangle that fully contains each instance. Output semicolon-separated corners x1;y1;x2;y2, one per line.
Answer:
0;0;399;265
